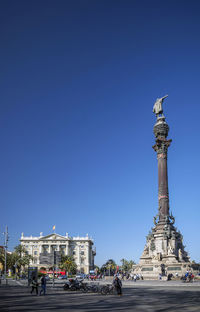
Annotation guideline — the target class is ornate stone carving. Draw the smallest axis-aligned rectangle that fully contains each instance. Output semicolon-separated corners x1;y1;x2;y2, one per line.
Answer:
150;240;156;251
167;243;174;255
142;244;149;257
153;137;172;155
178;248;183;261
171;231;176;239
153;214;159;225
169;212;175;224
164;215;169;223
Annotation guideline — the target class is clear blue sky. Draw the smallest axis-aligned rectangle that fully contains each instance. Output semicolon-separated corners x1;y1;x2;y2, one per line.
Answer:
0;0;200;266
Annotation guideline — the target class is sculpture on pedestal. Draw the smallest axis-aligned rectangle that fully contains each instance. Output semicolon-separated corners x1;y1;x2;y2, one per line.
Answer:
153;95;168;118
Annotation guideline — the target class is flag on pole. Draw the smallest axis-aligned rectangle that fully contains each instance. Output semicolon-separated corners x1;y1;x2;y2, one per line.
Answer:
52;225;56;231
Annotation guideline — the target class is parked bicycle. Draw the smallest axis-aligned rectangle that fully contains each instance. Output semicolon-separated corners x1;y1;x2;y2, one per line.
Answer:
100;284;115;295
85;282;104;293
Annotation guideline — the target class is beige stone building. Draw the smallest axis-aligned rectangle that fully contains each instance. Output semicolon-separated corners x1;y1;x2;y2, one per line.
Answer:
20;232;96;274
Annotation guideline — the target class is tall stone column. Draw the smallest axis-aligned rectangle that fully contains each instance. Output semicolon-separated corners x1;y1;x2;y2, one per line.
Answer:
65;241;69;256
153;117;172;222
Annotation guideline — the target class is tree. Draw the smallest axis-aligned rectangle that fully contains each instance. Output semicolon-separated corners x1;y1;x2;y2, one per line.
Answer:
120;258;135;272
59;255;77;275
12;245;33;274
0;247;17;272
0;245;33;275
101;259;117;276
94;265;100;274
40;267;46;271
0;247;5;271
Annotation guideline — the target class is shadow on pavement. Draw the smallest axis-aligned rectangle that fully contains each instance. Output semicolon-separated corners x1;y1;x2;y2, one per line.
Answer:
0;286;200;311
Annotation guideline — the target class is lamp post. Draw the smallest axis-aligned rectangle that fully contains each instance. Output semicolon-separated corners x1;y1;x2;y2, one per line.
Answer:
3;226;8;285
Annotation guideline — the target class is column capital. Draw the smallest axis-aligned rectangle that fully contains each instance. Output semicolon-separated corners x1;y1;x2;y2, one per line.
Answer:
153;137;172;154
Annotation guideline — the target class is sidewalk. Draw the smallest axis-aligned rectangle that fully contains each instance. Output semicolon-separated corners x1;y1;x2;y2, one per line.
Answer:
121;279;200;287
1;278;200;288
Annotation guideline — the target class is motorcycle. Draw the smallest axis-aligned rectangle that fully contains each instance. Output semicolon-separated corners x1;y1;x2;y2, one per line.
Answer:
63;278;87;292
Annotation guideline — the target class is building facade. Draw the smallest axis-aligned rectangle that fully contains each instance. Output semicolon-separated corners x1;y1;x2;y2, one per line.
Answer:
20;232;96;274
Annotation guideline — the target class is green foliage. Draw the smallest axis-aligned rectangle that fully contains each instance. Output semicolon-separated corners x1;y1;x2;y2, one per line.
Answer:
0;245;33;272
0;248;20;271
40;267;46;271
0;248;5;267
100;259;117;275
59;255;77;274
13;245;33;268
38;272;45;278
120;258;135;272
94;265;100;274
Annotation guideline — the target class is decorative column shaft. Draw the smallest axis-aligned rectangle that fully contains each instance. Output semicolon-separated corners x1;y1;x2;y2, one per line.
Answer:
153;117;172;222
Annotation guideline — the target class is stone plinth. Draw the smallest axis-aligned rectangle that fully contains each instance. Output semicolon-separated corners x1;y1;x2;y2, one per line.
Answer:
135;216;191;278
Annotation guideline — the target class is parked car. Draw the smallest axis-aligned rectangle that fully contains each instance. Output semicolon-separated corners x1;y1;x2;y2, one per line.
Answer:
58;275;68;280
76;273;86;279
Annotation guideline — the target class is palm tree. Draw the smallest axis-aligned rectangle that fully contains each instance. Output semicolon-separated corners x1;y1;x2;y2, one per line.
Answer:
120;258;135;272
59;255;77;275
12;245;33;275
129;260;135;269
104;259;117;276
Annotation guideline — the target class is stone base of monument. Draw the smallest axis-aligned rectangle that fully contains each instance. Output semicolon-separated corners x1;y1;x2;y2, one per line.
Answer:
133;262;191;280
133;217;192;279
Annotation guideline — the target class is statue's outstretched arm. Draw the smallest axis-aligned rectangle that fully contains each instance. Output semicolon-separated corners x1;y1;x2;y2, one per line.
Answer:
161;94;168;100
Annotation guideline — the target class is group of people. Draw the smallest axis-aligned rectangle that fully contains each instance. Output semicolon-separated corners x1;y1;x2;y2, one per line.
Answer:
120;273;143;281
30;272;146;297
181;271;195;283
30;275;47;296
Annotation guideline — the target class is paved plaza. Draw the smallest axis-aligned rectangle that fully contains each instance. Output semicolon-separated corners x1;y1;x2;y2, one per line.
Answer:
0;280;200;311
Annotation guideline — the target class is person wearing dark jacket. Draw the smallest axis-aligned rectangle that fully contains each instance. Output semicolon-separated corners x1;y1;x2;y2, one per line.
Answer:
113;276;122;295
30;277;38;295
40;275;47;295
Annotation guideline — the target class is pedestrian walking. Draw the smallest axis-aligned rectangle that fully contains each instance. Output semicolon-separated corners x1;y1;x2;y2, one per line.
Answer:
113;276;122;295
30;277;38;295
40;275;47;296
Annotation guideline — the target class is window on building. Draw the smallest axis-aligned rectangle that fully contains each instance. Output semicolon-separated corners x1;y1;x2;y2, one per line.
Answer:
73;251;76;255
80;251;84;255
51;245;57;251
34;251;37;255
42;246;49;254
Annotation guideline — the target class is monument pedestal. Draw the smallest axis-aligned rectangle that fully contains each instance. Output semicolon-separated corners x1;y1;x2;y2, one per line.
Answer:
134;219;190;279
